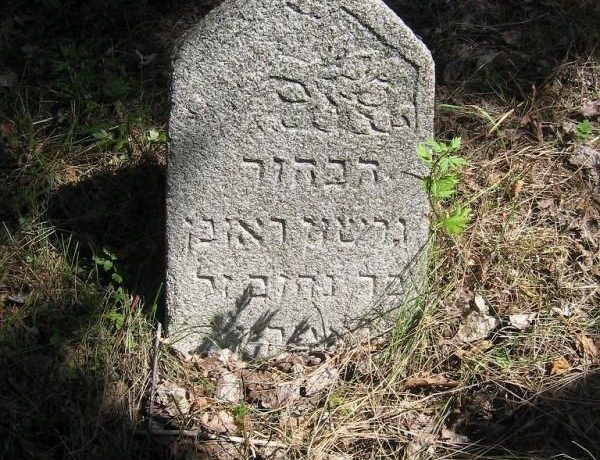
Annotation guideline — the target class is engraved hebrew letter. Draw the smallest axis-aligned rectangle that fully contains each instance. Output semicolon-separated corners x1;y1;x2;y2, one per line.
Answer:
297;276;316;299
303;217;325;244
385;275;403;298
222;275;233;299
358;274;377;299
189;218;216;252
325;159;347;185
196;275;216;299
387;219;407;245
243;157;265;180
273;157;287;183
272;273;293;300
320;275;336;297
248;275;268;298
337;217;358;244
268;218;287;245
227;218;264;247
373;218;389;245
358;159;380;184
294;158;317;185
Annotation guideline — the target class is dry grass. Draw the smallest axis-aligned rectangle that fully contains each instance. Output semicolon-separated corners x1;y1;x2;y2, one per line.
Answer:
1;0;599;459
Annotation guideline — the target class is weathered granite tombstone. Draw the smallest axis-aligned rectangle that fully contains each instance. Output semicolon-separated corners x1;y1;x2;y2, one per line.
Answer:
167;0;434;357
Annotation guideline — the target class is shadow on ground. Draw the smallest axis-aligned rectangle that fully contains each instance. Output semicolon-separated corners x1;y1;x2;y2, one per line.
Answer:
449;370;600;458
48;159;167;309
385;0;600;99
0;294;165;460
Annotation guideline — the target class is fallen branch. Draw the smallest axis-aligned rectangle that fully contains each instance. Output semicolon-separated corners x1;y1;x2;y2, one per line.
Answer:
148;322;162;431
149;429;288;449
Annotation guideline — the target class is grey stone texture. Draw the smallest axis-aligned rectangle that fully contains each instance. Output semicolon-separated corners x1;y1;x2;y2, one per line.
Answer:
167;0;434;357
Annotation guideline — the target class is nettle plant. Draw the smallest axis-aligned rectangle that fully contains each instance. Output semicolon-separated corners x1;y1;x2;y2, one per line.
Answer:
417;138;471;235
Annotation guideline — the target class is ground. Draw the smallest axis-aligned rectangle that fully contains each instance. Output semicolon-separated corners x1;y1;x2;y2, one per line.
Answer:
0;0;599;459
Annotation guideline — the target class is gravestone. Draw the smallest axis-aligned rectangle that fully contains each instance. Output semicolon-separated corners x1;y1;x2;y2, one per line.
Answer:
167;0;434;357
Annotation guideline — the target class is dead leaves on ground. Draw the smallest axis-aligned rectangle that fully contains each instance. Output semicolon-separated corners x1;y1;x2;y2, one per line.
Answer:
549;356;571;376
454;294;499;344
150;345;471;457
404;374;459;392
151;348;342;440
199;411;237;435
575;334;599;363
569;144;600;202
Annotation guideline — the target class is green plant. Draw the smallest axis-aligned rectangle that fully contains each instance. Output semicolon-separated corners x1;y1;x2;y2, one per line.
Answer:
147;128;167;144
93;247;123;285
417;138;471;235
575;119;592;140
91;124;129;151
93;248;130;326
232;402;249;423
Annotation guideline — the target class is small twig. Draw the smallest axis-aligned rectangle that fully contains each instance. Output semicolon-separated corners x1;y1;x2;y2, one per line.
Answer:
149;429;287;449
148;322;162;433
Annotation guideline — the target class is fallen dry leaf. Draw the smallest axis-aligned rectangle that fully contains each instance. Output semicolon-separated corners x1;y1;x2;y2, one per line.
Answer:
190;396;211;412
508;313;537;330
582;100;599;118
551;305;573;318
272;351;309;374
154;381;190;417
569;146;600;201
455;339;494;359
101;380;129;415
403;375;459;391
200;410;237;435
570;145;600;170
456;310;499;343
549;356;571;376
473;294;488;314
562;120;576;134
274;382;302;408
537;198;556;210
404;412;437;457
217;348;245;370
279;415;311;445
0;71;17;87
440;427;470;444
185;441;240;460
215;369;242;404
576;334;598;362
304;365;339;397
248;380;301;410
194;349;245;375
500;29;522;45
8;292;29;304
511;179;525;198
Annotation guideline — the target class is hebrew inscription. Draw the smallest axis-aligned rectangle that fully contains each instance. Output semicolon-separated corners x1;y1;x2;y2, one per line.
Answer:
242;155;382;186
187;215;406;251
167;0;434;357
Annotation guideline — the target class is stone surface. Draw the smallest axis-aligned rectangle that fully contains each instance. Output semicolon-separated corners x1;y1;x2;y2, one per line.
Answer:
167;0;434;357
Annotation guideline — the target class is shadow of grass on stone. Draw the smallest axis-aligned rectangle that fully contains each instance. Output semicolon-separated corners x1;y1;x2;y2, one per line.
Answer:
198;285;311;357
193;251;427;359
